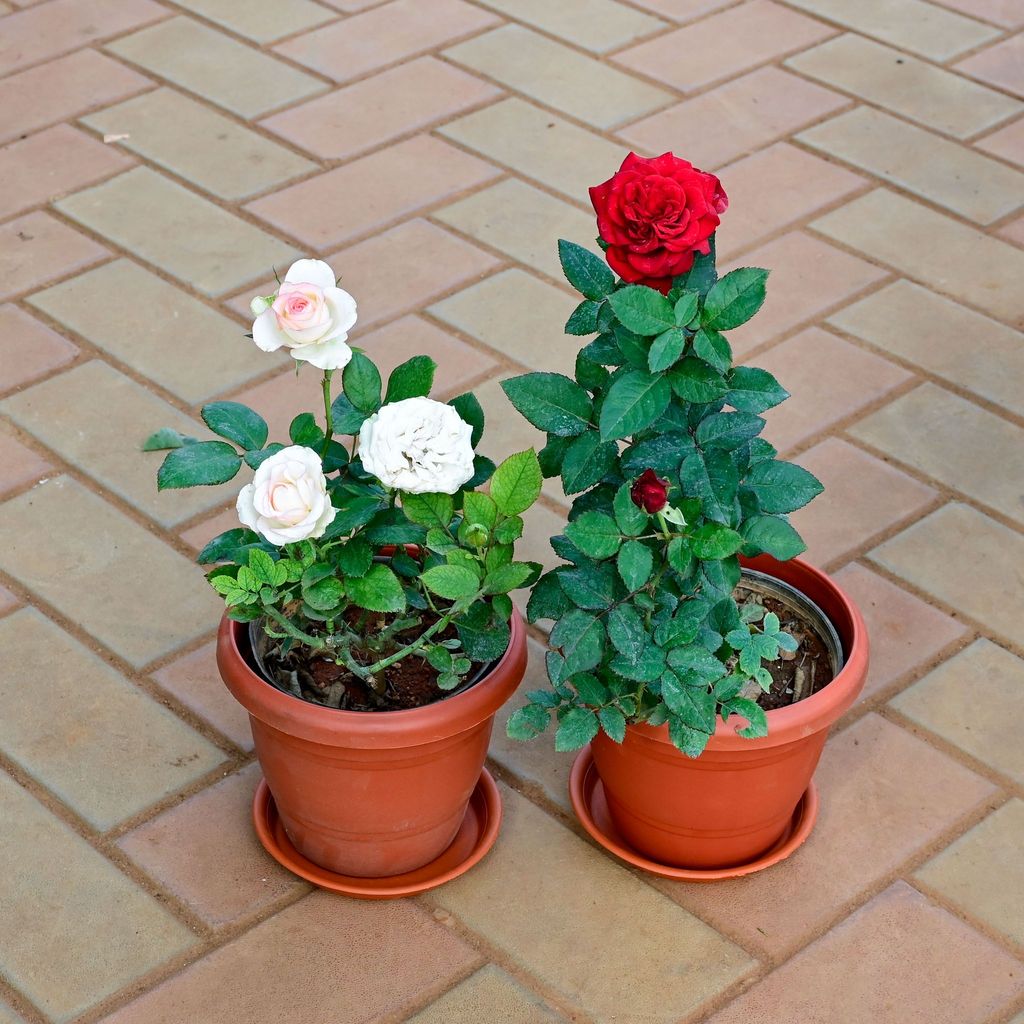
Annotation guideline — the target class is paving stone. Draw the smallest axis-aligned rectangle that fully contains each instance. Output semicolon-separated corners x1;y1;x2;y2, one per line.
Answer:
432;787;754;1023
956;33;1024;98
707;881;1023;1023
626;0;740;18
0;212;109;301
0;424;51;499
0;609;225;829
246;135;499;250
921;799;1024;948
798;107;1024;225
434;178;595;283
723;231;887;355
829;280;1024;417
0;0;167;76
850;382;1024;525
753;326;911;453
999;213;1024;246
0;476;223;667
620;66;850;171
0;585;19;618
516;502;567;579
782;0;998;59
812;189;1024;326
28;260;274;404
893;640;1024;784
475;0;665;52
57;168;299;297
930;0;1023;26
0;999;24;1024
715;143;866;259
108;16;326;120
83;88;316;201
0;770;194;1023
118;764;307;927
976;115;1024;166
871;502;1024;646
0;304;77;394
275;0;498;81
787;34;1022;139
1;361;244;528
618;0;833;91
791;438;937;567
260;56;499;161
170;0;335;43
97;893;478;1023
0;49;151;145
832;563;968;704
429;269;577;376
440;97;625;201
446;24;672;130
178;505;240;556
490;638;572;811
664;715;995;957
407;965;560;1024
151;641;254;751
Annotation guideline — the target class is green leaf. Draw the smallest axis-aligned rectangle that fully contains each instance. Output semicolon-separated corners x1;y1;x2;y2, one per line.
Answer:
157;441;241;490
507;704;551;740
745;460;824;514
573;672;609;706
727;366;790;413
564;511;621;560
559;562;618;611
621;433;694;478
248;548;281;586
648;327;686;373
673;291;700;327
550;609;605;674
323;495;384;537
335;538;373;577
457;602;511;661
466;454;495;488
402;492;455;530
613;483;649;537
727;697;769;739
611;644;666;682
289;412;323;447
599;369;672;442
142;427;195;451
501;373;593;437
490;449;542;516
617;540;653;591
558;239;615;300
561;432;617;495
446;392;484;448
346;563;405;613
483;562;535;595
342;351;382;414
555;707;600;752
463;491;497;531
661;674;717;733
201;401;268;451
680;449;738;525
668;359;729;403
667;646;727;684
196;528;261;564
598;706;627;743
526;571;571;622
493;515;522;544
385;355;436;404
690;523;744;560
692;328;732;374
608;285;676;335
303;575;345;611
695;411;765;451
677;237;717;295
741;514;806;560
421;564;480;601
668;715;711;758
702;267;769;331
244;443;286;470
330;391;368;434
607;603;646;663
565;298;602;336
575;348;610;391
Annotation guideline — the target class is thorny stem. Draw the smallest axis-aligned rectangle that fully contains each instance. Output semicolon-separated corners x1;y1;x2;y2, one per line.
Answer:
364;604;469;677
263;606;325;649
320;370;334;459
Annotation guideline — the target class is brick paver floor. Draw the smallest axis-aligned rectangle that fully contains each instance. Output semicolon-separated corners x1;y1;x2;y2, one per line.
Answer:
0;1;1021;1021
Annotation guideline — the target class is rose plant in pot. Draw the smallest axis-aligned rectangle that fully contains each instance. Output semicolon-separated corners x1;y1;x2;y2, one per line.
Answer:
145;258;543;894
504;153;869;878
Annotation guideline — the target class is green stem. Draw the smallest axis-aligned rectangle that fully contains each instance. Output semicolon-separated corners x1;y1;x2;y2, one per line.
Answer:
320;370;334;460
365;605;466;676
262;606;325;650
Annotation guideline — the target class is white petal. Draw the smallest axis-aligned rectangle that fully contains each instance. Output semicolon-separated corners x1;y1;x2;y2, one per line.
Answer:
323;287;358;335
284;258;336;290
236;484;260;531
293;335;353;371
252;310;285;353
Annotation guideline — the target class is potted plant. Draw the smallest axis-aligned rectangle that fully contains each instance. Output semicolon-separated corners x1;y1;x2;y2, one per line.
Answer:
503;153;869;877
146;258;542;894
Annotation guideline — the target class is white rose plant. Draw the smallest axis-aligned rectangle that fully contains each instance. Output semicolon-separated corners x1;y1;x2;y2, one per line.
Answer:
146;258;543;708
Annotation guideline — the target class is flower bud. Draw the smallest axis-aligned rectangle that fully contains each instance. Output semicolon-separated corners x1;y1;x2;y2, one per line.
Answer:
249;294;273;316
630;469;670;513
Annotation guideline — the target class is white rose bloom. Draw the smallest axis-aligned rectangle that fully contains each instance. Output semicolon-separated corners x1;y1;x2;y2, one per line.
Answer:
251;258;357;371
236;445;337;546
359;397;475;495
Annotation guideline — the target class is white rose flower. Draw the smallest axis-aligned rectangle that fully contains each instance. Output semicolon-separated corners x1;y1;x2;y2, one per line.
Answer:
251;258;357;371
236;445;337;546
358;397;475;495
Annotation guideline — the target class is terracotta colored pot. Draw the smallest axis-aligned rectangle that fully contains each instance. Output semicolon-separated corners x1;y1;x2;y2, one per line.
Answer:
589;554;868;870
217;610;527;877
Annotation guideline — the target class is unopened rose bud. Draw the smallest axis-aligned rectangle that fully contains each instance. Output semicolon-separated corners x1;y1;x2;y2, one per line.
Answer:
250;294;273;316
630;469;670;513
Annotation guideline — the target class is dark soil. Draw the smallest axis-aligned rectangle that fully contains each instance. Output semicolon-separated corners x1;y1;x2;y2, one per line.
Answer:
734;591;837;712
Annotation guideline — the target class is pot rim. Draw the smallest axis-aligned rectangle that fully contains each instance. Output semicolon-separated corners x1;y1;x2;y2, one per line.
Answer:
630;554;869;752
217;608;527;749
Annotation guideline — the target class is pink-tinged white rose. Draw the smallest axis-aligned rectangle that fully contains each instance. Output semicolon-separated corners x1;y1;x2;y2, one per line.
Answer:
359;397;475;495
251;259;357;371
236;445;337;545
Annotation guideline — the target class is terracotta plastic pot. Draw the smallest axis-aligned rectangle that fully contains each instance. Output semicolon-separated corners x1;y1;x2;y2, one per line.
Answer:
217;610;527;877
589;554;868;870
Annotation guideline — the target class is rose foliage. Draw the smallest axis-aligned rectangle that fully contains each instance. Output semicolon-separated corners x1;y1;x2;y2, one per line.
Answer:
146;260;542;700
505;153;823;757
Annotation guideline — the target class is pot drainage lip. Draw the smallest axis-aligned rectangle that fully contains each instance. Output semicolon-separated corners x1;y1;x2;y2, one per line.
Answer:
252;770;501;899
569;746;818;882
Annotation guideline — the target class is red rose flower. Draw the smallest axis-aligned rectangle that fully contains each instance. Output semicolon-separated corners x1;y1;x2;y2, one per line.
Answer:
630;469;670;514
589;152;728;294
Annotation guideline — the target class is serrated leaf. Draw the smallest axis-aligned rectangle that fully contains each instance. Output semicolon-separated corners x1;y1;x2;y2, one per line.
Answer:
692;327;732;374
402;492;455;530
668;715;711;758
342;351;382;414
565;298;602;335
384;355;436;403
550;609;605;675
244;443;286;470
599;369;672;442
561;431;617;495
483;562;535;594
142;427;195;451
559;562;619;611
501;373;593;437
661;674;717;733
621;433;694;478
490;449;542;516
727;366;789;413
303;575;345;611
421;564;479;600
448;392;484;447
526;571;571;622
507;704;551;740
598;706;627;743
457;602;510;661
741;514;806;560
668;358;729;403
695;411;764;451
563;511;621;560
196;528;260;564
727;697;769;738
558;239;615;300
608;285;676;335
555;706;600;752
680;448;738;525
329;391;368;435
691;523;744;560
157;441;241;490
289;412;322;447
613;482;649;536
703;267;769;331
673;291;700;327
346;563;405;612
648;327;686;372
335;538;373;577
745;460;824;514
617;539;653;591
607;603;646;663
201;401;268;451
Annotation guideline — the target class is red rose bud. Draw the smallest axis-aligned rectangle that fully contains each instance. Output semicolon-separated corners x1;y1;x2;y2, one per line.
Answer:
589;152;727;294
631;469;670;514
